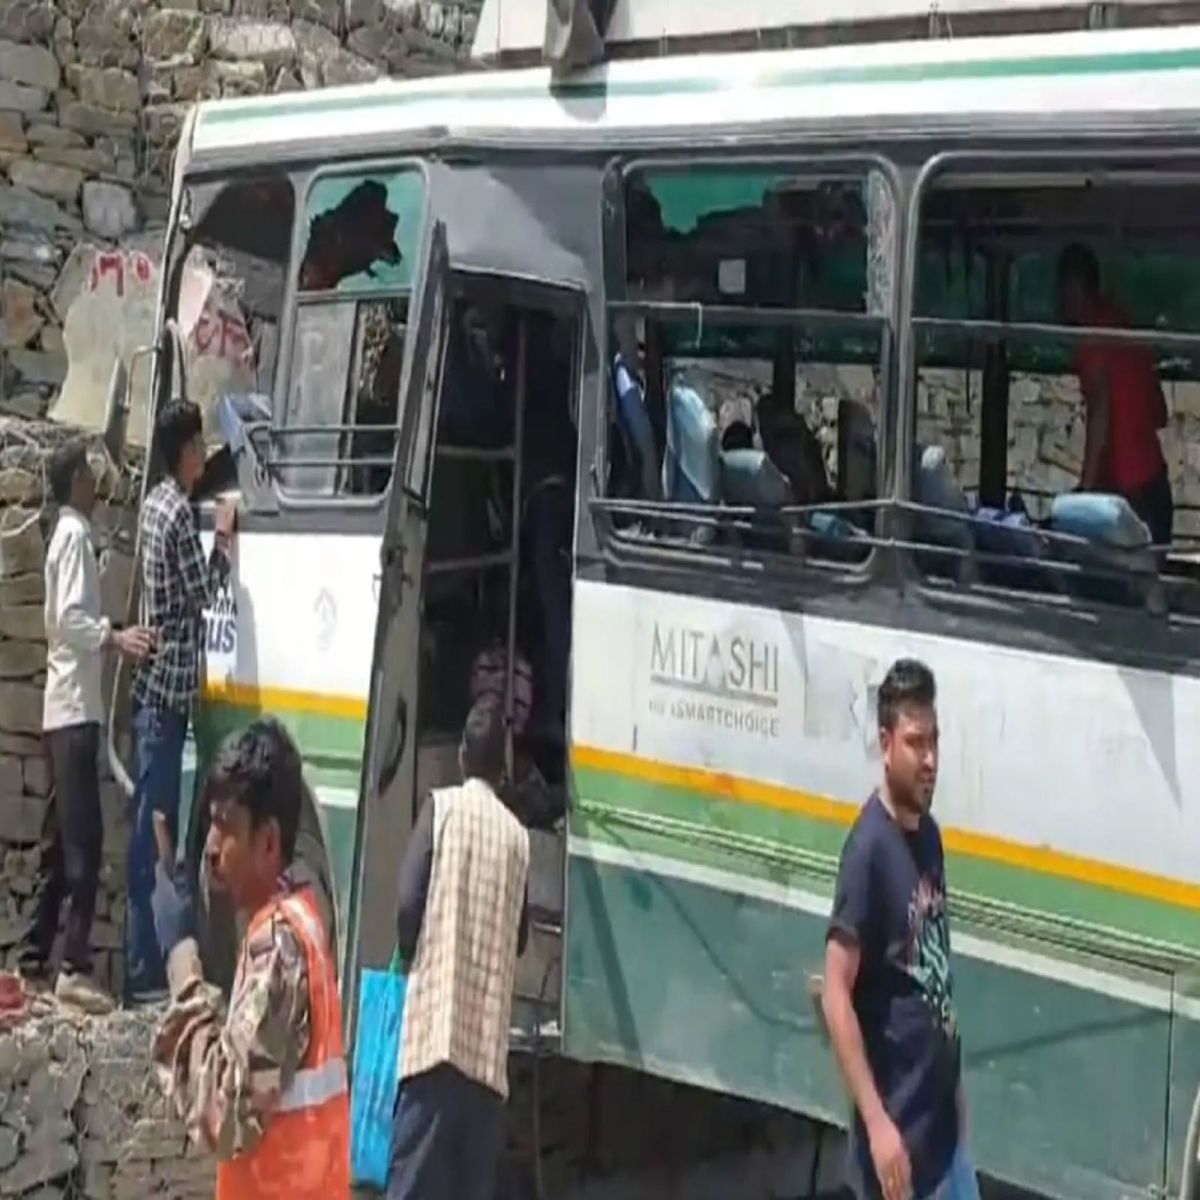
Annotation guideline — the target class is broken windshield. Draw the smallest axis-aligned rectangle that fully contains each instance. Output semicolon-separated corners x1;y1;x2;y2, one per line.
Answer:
159;173;296;453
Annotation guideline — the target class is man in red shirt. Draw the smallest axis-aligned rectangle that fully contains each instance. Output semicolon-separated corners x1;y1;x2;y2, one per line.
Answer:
1057;244;1173;546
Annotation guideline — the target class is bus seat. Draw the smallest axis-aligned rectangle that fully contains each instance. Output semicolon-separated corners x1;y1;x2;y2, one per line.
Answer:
806;511;863;541
972;507;1051;590
612;353;660;501
718;447;793;552
914;444;971;550
1049;492;1152;550
1050;491;1157;607
837;398;877;504
758;392;831;506
719;448;791;508
804;510;870;564
663;379;720;505
973;507;1045;560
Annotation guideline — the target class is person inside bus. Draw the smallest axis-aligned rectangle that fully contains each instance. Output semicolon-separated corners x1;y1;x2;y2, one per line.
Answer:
441;303;510;449
469;632;565;829
1057;244;1173;547
349;328;404;495
757;388;832;508
610;313;660;504
519;310;576;746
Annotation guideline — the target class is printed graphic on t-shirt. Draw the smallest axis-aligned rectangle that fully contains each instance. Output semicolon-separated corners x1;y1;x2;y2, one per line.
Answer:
903;874;957;1041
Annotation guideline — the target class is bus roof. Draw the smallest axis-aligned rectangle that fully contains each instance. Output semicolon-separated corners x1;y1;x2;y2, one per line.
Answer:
190;20;1200;160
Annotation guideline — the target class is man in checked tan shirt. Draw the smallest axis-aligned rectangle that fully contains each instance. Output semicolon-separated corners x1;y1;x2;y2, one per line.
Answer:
388;695;530;1200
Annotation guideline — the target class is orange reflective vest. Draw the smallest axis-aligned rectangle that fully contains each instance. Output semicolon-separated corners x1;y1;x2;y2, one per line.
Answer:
216;885;350;1200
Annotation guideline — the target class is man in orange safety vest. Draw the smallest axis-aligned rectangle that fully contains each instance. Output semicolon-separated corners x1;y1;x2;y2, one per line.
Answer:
149;717;350;1200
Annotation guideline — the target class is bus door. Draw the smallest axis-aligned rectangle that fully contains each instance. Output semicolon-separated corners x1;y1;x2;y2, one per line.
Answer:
346;219;451;1031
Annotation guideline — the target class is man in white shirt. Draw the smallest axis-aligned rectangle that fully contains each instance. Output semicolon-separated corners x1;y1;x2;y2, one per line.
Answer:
17;440;154;1013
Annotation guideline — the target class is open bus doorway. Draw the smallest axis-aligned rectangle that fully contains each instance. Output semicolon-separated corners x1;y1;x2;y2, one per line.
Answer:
414;277;581;1044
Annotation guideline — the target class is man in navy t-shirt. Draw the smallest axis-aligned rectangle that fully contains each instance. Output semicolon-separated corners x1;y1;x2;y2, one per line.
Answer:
822;659;979;1200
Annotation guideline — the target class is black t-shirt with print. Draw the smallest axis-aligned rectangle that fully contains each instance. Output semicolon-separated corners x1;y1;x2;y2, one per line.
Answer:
828;792;961;1200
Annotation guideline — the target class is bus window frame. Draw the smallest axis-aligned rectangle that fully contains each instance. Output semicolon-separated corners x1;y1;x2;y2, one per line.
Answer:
900;147;1200;624
270;154;433;514
156;166;300;444
596;150;907;586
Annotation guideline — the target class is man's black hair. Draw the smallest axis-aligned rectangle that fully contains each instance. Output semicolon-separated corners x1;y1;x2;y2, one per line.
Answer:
461;694;507;786
877;658;937;731
1057;243;1101;295
49;440;89;507
155;400;203;475
204;718;302;862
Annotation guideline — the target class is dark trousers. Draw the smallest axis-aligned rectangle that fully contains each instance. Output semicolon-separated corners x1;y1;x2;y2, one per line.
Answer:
124;702;187;1000
387;1064;505;1200
18;722;103;977
1126;469;1175;548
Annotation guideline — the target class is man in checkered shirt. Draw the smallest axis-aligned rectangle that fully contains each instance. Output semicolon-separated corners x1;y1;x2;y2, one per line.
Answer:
126;399;235;1005
389;696;530;1200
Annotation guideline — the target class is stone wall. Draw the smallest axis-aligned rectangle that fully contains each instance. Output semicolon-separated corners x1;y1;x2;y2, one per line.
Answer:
0;0;480;420
0;9;478;1195
0;423;193;1200
0;1006;214;1200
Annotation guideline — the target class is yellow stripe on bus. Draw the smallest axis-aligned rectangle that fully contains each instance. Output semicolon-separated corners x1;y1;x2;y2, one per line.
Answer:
572;744;1200;913
194;692;1200;913
201;680;368;721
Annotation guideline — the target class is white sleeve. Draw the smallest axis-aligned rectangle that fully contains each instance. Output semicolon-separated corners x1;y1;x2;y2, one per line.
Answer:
55;528;111;653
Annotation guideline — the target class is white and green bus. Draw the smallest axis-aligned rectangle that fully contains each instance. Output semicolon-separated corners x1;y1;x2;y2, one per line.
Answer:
104;2;1200;1195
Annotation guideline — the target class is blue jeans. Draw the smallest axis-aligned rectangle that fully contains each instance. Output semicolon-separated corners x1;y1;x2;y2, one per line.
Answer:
124;703;188;1000
930;1145;982;1200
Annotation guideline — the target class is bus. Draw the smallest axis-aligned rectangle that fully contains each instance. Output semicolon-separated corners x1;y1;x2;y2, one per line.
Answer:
102;3;1200;1195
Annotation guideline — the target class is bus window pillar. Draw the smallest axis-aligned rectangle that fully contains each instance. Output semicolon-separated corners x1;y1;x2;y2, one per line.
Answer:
979;251;1011;510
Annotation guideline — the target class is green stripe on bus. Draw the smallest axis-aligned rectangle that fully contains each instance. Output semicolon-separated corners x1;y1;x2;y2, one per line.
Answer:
199;43;1200;130
194;698;366;790
572;762;1200;957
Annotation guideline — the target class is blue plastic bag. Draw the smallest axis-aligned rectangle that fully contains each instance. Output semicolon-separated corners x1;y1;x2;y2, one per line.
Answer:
350;954;406;1190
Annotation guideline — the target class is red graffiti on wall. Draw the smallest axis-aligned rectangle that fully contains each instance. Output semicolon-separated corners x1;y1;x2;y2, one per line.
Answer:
194;306;253;366
83;247;252;369
87;249;155;297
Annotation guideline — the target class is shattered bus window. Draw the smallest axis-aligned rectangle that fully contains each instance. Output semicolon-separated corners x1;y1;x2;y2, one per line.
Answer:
277;166;425;496
299;170;425;295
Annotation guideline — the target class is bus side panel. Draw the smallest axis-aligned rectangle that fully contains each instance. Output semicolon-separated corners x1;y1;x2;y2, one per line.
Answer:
190;526;380;961
1165;984;1200;1200
561;847;1173;1200
562;577;1188;1200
